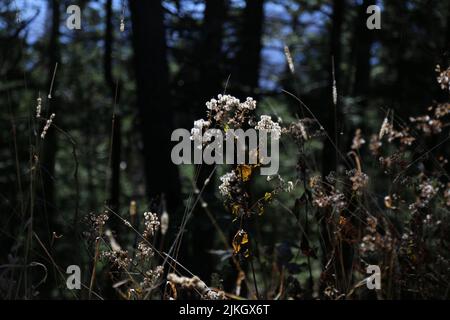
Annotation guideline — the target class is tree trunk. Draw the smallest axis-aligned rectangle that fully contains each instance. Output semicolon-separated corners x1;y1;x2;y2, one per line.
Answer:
189;0;228;283
104;0;121;216
322;0;344;176
102;0;122;298
34;0;60;298
224;0;265;296
352;0;373;102
319;0;346;296
41;0;60;221
129;1;181;217
235;0;264;97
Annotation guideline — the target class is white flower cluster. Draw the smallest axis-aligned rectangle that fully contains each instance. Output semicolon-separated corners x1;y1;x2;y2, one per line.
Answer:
255;115;282;140
167;273;225;300
351;128;366;150
206;94;257;112
436;65;450;91
218;171;237;196
41;113;55;139
190;119;221;149
408;181;439;213
419;182;438;201
348;170;369;194
101;249;131;270
141;266;164;289
207;94;238;112
136;241;154;259
190;119;211;143
143;212;160;237
239;97;257;110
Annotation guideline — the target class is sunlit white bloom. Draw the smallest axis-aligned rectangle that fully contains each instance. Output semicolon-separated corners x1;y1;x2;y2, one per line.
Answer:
143;212;160;237
206;94;255;113
218;94;240;111
218;171;237;196
255;115;282;140
190;119;211;147
239;97;257;110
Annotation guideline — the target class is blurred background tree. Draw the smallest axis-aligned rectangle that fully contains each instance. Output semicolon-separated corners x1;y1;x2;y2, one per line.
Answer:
0;0;449;299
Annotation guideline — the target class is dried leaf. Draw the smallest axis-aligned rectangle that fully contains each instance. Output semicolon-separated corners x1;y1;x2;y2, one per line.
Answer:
338;215;348;226
165;280;178;300
231;203;241;216
384;195;397;209
238;165;252;182
232;229;249;255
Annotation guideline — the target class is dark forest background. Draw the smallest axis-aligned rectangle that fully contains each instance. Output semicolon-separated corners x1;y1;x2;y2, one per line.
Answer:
1;0;449;300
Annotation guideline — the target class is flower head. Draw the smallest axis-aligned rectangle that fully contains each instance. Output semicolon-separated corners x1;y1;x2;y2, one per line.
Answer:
255;115;282;140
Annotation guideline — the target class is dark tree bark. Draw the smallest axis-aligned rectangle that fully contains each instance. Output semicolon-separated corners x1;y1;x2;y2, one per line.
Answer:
104;0;114;92
33;0;60;298
346;0;374;157
234;0;264;97
339;0;375;297
102;0;122;298
199;0;228;101
129;1;181;216
319;0;346;295
351;0;373;103
189;0;229;283
382;1;408;116
446;3;450;59
104;0;121;215
322;0;344;176
41;0;60;220
223;0;265;295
